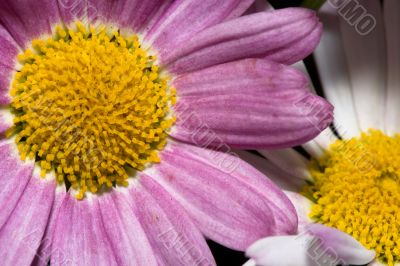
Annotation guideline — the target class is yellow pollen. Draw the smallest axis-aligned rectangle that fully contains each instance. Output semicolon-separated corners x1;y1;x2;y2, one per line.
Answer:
9;22;176;199
304;130;400;266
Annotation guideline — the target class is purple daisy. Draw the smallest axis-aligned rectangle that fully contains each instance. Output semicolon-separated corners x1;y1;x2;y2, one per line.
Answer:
0;0;332;265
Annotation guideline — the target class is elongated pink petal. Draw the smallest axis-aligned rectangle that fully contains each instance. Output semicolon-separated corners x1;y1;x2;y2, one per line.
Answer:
171;59;333;149
173;58;308;97
246;224;375;266
32;186;66;266
0;171;56;265
0;0;61;48
131;177;216;265
165;8;322;73
97;190;159;266
51;193;117;266
146;141;297;251
0;140;34;229
145;0;254;56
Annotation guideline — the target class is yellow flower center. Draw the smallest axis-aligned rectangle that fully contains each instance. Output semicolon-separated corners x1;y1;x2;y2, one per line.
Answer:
7;22;176;199
305;130;400;266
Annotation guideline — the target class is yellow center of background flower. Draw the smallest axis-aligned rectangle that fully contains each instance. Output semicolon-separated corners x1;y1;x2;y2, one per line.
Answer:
304;130;400;265
8;22;176;199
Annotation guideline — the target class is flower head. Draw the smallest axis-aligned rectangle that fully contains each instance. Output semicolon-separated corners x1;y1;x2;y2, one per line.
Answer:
0;0;330;265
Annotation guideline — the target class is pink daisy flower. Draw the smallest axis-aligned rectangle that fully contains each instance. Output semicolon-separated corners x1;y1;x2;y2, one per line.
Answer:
0;0;332;265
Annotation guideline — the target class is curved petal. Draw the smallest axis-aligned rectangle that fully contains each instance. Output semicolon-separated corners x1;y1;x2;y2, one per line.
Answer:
96;189;159;266
384;0;400;135
51;192;117;266
246;224;375;266
0;168;56;265
165;8;322;73
131;177;216;265
171;59;333;149
32;186;66;266
302;127;337;158
284;191;313;232
339;0;386;132
145;0;254;56
0;108;13;136
0;0;61;48
0;140;34;229
145;141;297;251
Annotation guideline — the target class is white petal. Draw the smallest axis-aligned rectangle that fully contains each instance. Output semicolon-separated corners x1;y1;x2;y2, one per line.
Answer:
258;149;311;181
235;150;306;192
384;0;400;135
302;127;337;158
339;0;386;132
284;191;313;232
315;3;360;138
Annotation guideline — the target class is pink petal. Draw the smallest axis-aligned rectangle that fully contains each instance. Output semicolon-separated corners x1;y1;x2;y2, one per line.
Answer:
0;172;56;265
147;141;297;251
32;186;66;266
164;8;322;73
132;177;216;265
0;140;34;229
96;190;159;266
171;59;333;149
145;0;254;56
0;0;61;48
51;193;117;265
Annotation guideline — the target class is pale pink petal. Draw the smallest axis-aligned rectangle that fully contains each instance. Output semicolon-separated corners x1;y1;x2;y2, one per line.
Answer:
146;141;297;251
0;0;61;48
0;170;56;265
164;8;322;74
132;177;216;265
32;186;66;266
171;59;333;149
246;224;375;266
96;189;159;266
51;193;117;266
284;191;313;232
145;0;254;56
0;140;34;229
307;224;376;265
